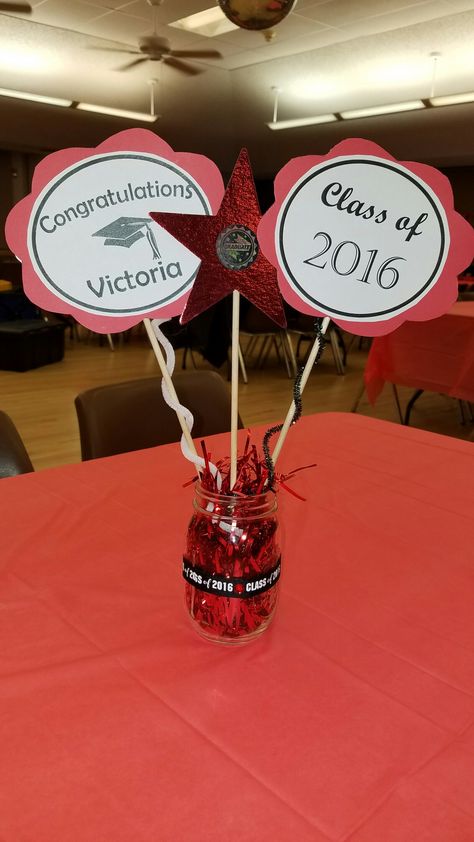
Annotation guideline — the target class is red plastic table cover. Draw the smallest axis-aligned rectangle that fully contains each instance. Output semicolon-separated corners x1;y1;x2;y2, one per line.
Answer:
364;301;474;405
1;412;474;842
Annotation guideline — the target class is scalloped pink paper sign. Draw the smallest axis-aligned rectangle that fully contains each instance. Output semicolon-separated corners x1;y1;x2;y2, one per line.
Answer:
258;139;474;336
6;129;224;333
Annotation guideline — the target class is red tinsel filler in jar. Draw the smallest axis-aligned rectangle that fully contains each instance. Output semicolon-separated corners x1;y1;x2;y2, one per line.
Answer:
183;483;280;644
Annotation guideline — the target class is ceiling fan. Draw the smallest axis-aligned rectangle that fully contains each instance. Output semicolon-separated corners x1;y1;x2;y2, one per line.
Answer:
94;35;222;76
90;0;222;76
0;2;32;11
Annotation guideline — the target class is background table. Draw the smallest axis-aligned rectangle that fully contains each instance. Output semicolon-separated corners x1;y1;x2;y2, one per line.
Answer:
1;413;474;841
364;301;474;405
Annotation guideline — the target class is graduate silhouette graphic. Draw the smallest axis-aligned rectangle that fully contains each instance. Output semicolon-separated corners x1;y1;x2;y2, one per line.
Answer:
93;217;161;260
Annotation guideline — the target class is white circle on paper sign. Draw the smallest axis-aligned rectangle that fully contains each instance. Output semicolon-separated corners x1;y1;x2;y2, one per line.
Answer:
276;155;450;322
27;152;211;317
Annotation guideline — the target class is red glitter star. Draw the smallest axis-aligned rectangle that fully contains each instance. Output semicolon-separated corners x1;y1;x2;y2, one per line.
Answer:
150;148;286;326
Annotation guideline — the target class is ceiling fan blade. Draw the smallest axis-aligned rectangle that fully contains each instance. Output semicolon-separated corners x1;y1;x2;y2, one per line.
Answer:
0;2;32;11
170;49;222;60
117;57;148;71
163;56;202;76
88;47;141;55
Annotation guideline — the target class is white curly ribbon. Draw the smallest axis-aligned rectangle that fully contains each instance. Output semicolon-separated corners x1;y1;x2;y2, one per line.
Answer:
151;318;222;491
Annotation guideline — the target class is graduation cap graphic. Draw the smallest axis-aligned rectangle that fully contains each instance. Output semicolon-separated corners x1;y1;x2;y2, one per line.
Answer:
93;217;161;260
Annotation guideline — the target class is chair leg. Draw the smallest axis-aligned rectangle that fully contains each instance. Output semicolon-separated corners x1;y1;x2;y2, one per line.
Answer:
403;388;424;425
351;380;366;413
244;335;257;363
284;339;293;378
296;336;304;360
71;320;80;342
392;384;404;424
256;336;270;368
332;325;347;366
284;332;298;377
272;335;283;366
238;342;248;384
329;328;345;375
107;334;115;352
457;400;474;424
278;335;293;378
260;337;273;368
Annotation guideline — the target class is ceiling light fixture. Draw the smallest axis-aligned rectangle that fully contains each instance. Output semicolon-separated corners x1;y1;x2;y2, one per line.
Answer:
429;92;474;107
425;53;474;108
170;6;237;37
0;88;72;107
0;87;158;120
268;114;337;130
75;103;158;122
340;100;425;119
267;86;337;130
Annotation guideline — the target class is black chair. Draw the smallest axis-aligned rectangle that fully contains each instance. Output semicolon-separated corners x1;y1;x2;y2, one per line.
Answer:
286;311;347;375
240;304;297;378
75;371;244;461
0;411;34;478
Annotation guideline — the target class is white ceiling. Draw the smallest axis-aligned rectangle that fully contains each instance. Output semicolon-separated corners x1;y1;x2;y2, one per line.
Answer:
0;0;474;174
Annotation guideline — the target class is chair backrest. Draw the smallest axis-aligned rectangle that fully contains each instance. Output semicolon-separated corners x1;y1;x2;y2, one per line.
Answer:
75;371;243;461
0;411;34;478
240;304;281;334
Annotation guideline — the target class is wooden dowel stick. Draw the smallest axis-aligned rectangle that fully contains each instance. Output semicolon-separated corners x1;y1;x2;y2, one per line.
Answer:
143;318;199;460
230;290;240;489
271;317;331;467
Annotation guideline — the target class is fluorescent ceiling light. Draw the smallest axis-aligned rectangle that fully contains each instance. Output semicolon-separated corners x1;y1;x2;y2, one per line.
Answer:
0;88;72;107
76;103;157;122
170;6;237;37
267;114;337;130
430;92;474;106
341;100;425;119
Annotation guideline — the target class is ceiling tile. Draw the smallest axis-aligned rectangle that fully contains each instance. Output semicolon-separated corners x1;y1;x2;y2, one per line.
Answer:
32;0;107;27
440;0;474;8
159;27;215;50
79;11;156;44
197;39;246;58
221;27;349;68
216;14;328;50
264;12;332;39
218;48;266;70
137;0;214;25
215;26;277;48
335;1;453;38
295;0;333;7
299;0;440;26
107;0;163;21
24;0;46;5
79;0;134;9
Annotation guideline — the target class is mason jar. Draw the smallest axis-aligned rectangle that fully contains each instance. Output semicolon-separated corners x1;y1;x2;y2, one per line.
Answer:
183;484;280;644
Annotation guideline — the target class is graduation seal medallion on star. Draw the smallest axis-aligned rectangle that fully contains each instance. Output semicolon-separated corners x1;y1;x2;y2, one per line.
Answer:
216;224;259;271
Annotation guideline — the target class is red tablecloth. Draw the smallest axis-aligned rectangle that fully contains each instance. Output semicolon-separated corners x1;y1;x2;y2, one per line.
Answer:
1;412;474;841
364;301;474;404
